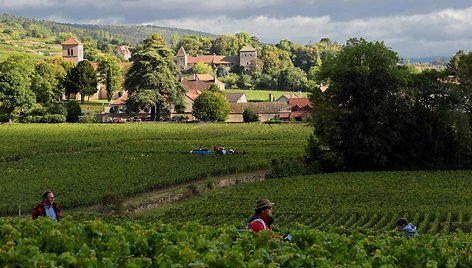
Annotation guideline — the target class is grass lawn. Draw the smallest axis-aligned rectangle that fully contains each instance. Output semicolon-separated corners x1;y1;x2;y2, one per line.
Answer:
225;89;310;101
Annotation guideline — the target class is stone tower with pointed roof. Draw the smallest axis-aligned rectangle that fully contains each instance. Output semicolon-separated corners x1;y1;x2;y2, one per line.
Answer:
62;37;83;63
176;46;188;71
239;45;257;72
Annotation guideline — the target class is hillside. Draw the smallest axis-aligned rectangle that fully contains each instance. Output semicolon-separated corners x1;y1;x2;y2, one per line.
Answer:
0;13;215;61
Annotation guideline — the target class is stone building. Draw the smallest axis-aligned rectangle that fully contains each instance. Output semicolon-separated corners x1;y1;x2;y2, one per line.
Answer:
175;45;257;73
61;37;83;63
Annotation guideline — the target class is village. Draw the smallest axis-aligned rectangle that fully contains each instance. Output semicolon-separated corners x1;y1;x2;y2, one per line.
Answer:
61;37;314;123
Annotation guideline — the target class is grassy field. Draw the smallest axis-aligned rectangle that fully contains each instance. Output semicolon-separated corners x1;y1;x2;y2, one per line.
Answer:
0;123;311;215
0;37;61;62
141;170;472;234
225;89;309;101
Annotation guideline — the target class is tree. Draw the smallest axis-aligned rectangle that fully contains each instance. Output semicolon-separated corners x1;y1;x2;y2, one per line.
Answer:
219;73;239;89
171;33;180;50
310;38;411;171
125;34;184;121
260;45;293;77
177;34;212;55
208;84;221;93
65;60;98;103
192;91;230;121
211;35;239;56
235;32;250;48
82;36;103;61
31;62;59;103
0;54;36;84
0;70;35;122
216;65;229;78
192;62;214;75
97;54;122;101
237;74;254;89
278;67;308;91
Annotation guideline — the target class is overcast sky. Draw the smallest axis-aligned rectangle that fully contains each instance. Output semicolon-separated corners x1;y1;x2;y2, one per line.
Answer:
2;0;472;57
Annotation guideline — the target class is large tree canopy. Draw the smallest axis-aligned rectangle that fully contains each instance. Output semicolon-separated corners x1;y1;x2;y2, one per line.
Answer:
0;69;35;122
125;33;184;121
192;91;230;122
97;54;122;101
65;60;98;103
309;38;411;171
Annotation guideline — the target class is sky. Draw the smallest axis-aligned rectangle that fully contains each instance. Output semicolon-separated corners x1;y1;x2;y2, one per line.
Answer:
2;0;472;58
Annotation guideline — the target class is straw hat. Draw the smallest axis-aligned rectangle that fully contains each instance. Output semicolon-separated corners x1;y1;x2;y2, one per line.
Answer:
254;198;274;210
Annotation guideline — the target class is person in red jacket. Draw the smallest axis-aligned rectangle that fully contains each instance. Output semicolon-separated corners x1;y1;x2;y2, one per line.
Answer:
248;198;274;232
32;191;62;221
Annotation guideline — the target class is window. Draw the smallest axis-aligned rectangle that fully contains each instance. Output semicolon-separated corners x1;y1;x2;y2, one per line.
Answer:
67;48;74;56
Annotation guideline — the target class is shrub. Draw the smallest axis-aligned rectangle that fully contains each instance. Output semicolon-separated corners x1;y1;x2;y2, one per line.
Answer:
243;108;259;122
29;105;48;116
43;114;66;123
101;192;125;215
20;114;66;123
188;184;200;196
207;179;215;190
264;117;283;124
46;102;67;116
65;101;82;122
266;157;308;179
0;114;8;122
79;115;98;123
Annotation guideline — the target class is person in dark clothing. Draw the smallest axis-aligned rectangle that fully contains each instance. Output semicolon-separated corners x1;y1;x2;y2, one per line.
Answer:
32;191;62;221
396;218;418;237
247;198;274;232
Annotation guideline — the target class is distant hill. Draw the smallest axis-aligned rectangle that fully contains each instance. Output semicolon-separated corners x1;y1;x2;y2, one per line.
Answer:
402;56;451;66
0;13;216;61
0;13;215;46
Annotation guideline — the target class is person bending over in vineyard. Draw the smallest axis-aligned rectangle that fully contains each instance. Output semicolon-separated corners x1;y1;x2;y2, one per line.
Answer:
396;218;418;237
32;191;62;221
247;198;275;232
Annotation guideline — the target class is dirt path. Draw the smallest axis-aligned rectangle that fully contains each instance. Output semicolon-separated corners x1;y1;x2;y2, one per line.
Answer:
123;170;268;214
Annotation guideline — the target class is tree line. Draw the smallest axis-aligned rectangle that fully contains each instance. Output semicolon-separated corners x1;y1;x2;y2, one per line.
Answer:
0;53;121;122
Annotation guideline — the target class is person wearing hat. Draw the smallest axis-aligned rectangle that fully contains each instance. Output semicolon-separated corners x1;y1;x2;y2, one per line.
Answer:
247;198;274;232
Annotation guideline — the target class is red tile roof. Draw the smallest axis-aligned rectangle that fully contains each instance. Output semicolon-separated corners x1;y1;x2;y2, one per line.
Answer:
290;111;310;118
181;80;212;92
111;92;129;106
229;102;290;114
188;55;238;65
288;98;313;110
195;74;214;81
62;37;82;45
177;46;187;57
186;89;201;101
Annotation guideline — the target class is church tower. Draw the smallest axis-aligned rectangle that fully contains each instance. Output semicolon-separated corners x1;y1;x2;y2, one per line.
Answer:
62;37;83;63
239;45;257;72
176;46;188;71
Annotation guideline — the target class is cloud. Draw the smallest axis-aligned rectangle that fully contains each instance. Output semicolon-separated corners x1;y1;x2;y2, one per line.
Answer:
144;6;472;56
1;0;472;56
0;0;286;10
